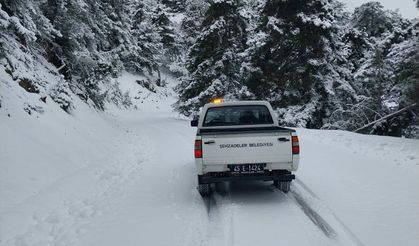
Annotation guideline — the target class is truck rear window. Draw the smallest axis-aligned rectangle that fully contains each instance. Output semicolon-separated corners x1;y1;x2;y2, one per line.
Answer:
203;105;274;127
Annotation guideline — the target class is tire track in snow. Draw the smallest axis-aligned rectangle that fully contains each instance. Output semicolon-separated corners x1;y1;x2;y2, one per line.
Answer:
201;180;365;246
215;183;235;246
289;190;337;238
200;183;236;246
291;179;366;246
202;192;217;215
203;181;333;246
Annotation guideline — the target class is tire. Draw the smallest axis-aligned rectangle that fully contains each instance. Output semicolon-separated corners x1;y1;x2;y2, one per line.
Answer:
198;183;211;196
273;180;279;188
279;181;290;193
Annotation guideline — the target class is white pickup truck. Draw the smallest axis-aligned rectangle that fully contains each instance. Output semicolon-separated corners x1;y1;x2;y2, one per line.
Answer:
191;100;299;195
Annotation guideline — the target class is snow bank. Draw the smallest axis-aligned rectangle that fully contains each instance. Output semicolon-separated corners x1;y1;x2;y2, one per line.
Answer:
297;128;419;246
0;69;177;245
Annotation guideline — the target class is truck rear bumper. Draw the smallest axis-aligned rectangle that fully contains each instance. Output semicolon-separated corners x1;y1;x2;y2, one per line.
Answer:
198;171;295;184
198;162;297;174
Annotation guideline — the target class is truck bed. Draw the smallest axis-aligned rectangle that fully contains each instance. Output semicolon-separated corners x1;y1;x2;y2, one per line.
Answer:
198;126;295;135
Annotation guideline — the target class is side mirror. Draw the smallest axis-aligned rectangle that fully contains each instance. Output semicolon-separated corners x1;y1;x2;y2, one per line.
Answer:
191;119;198;127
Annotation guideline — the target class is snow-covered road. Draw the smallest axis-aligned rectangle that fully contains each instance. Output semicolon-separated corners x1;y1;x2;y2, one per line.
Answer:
1;107;418;246
74;112;358;246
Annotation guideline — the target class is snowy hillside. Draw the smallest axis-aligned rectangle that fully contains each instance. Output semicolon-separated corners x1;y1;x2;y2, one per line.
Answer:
1;74;418;245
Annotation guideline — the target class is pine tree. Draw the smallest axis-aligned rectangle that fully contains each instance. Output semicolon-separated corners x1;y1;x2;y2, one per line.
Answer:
349;3;416;135
181;0;209;47
152;2;180;64
351;2;394;37
342;24;371;73
126;0;160;75
245;0;353;128
388;21;419;137
175;0;247;116
40;0;137;108
1;0;58;43
0;1;75;112
161;0;185;12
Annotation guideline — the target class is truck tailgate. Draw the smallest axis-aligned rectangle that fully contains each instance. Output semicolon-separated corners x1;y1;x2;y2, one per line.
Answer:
202;132;292;165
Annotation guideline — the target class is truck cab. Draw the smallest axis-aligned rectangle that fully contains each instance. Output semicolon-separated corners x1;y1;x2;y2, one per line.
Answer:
191;100;299;195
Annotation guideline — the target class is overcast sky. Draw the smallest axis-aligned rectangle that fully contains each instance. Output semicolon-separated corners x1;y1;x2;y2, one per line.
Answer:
342;0;418;19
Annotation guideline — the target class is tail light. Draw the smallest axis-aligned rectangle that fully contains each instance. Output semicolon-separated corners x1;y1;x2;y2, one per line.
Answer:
292;136;299;154
194;140;202;158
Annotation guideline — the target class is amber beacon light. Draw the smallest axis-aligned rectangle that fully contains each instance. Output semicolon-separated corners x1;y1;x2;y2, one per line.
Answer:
211;98;224;104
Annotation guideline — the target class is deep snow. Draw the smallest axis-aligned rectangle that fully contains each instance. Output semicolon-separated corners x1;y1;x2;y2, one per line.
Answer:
1;73;418;246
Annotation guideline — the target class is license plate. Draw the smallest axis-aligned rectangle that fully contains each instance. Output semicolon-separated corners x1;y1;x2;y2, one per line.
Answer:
229;164;266;174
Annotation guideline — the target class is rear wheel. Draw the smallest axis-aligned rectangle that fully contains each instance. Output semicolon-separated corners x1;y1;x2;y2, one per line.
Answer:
279;181;290;193
198;183;211;196
274;180;290;193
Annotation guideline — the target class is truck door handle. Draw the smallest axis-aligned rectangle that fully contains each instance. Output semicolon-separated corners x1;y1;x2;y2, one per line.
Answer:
277;137;290;142
204;140;215;144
